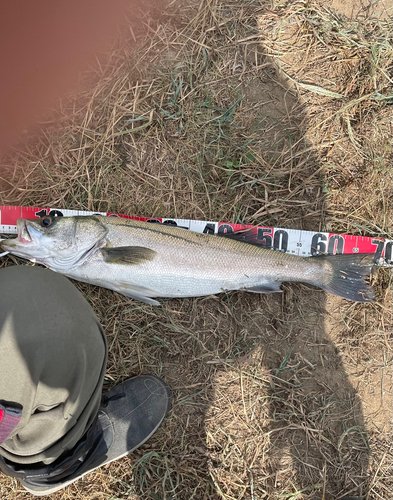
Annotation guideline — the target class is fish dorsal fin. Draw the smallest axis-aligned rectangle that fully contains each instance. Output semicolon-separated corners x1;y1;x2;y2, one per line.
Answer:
100;246;157;265
217;227;265;247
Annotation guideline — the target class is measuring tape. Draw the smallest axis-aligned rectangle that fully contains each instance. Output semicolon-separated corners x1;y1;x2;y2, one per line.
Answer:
0;205;392;266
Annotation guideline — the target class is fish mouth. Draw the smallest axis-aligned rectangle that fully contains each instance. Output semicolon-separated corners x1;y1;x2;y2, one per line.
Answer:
17;219;33;243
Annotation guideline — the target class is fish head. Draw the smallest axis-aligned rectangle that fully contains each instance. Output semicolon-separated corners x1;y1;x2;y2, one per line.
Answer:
1;215;108;270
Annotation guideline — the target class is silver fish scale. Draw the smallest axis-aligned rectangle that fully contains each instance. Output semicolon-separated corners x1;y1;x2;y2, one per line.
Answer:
63;218;323;299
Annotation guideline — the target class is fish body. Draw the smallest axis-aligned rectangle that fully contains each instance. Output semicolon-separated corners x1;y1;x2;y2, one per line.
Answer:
0;215;376;304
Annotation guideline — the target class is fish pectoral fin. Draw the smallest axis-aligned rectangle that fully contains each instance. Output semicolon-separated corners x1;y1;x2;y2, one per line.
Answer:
217;227;263;246
115;282;162;306
100;246;157;265
244;282;283;294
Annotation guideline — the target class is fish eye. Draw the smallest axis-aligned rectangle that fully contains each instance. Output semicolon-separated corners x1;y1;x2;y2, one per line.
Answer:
40;216;53;227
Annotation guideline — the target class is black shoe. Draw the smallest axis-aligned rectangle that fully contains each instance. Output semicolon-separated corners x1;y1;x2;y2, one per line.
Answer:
9;375;170;496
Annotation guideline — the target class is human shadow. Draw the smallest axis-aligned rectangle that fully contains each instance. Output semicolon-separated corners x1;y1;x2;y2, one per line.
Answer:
137;8;372;498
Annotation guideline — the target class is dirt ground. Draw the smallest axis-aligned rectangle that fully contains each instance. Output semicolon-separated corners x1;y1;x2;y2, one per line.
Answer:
0;0;392;499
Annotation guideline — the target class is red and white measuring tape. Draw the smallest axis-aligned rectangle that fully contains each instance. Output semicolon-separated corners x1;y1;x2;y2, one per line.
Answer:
0;205;392;266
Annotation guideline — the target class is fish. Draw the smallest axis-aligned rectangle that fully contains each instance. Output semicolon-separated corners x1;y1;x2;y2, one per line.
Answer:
0;215;376;305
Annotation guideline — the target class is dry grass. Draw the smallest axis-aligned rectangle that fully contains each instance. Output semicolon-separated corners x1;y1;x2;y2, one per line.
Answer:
0;0;392;499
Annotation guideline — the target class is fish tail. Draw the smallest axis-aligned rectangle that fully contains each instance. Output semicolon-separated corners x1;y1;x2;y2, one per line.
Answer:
318;253;376;303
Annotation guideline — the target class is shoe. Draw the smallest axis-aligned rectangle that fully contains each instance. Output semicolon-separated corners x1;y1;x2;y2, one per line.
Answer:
1;375;170;496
